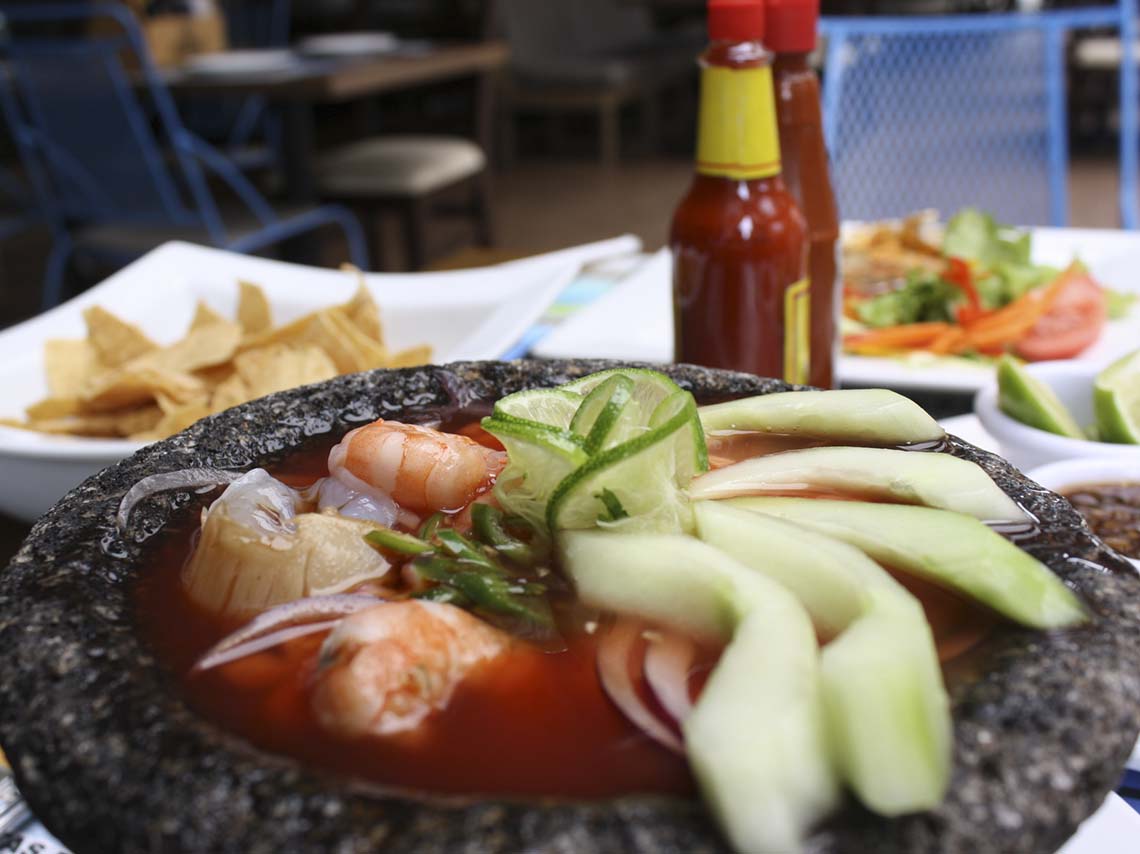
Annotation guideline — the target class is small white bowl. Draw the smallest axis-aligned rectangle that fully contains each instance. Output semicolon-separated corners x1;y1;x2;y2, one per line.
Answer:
973;360;1140;471
1027;457;1140;574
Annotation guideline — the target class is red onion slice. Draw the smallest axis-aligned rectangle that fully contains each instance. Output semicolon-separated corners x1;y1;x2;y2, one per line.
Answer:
191;594;384;674
597;619;684;754
644;631;696;723
117;468;244;529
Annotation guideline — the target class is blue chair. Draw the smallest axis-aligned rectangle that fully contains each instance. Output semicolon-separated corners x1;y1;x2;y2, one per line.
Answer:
819;2;1137;227
0;2;368;309
0;163;40;241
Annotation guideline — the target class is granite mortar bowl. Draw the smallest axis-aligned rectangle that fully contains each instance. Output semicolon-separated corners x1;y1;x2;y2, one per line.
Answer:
1;360;1139;854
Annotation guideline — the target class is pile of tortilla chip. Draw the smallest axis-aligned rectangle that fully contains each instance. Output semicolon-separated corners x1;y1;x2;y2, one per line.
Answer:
1;278;431;442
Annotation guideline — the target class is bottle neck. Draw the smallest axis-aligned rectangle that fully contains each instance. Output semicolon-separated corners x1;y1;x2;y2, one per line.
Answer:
773;51;812;74
696;41;783;181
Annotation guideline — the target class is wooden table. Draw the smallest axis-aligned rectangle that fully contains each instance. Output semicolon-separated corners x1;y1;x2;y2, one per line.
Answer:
166;41;510;200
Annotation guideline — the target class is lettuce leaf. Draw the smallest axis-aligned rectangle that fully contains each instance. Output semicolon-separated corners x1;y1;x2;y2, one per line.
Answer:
854;271;961;328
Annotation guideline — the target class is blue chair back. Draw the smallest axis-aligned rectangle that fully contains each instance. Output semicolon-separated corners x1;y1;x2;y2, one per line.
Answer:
820;4;1133;227
0;3;227;239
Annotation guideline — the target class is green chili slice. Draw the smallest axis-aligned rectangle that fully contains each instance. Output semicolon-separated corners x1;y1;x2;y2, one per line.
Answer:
365;528;434;555
471;503;534;565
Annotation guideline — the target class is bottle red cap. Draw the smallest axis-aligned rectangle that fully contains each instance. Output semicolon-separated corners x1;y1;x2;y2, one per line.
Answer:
766;0;818;52
708;0;765;42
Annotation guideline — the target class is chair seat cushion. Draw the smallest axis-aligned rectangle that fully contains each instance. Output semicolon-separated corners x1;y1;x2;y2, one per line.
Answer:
316;136;486;198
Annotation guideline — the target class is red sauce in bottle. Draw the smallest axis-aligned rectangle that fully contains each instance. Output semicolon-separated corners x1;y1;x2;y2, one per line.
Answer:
671;0;809;383
770;0;841;388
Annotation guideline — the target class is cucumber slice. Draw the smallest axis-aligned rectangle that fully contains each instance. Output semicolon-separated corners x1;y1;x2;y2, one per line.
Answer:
569;374;635;453
725;497;1087;629
547;391;700;534
561;530;839;854
689;446;1027;521
694;502;951;814
699;389;944;445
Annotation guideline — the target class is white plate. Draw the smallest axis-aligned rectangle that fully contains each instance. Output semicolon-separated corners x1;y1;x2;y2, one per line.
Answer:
532;227;1140;393
0;235;641;522
297;32;400;58
181;49;300;77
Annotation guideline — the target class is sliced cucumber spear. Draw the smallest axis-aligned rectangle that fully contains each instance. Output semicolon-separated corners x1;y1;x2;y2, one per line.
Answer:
561;531;839;854
699;389;944;445
725;498;1087;630
690;446;1027;521
694;502;951;815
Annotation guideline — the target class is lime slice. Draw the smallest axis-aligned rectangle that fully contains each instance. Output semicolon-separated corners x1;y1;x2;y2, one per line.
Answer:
482;416;589;530
547;390;701;534
492;388;582;431
995;356;1085;439
569;374;635;454
1094;348;1140;444
562;368;682;423
564;368;708;471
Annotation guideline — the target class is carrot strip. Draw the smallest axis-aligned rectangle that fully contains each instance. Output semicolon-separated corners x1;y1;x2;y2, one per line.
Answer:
928;327;969;355
844;322;952;354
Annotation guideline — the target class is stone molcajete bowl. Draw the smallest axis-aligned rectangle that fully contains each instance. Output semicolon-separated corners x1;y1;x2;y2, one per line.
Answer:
1;360;1138;854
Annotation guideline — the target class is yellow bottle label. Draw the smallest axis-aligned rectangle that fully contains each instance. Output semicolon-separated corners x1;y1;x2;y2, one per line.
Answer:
784;278;811;385
696;64;782;180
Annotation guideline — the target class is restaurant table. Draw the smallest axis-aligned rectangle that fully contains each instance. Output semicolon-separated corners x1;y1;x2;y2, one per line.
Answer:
164;41;510;202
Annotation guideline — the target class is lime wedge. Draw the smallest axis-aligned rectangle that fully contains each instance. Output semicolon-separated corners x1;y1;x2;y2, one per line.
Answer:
569;374;635;454
492;388;582;431
996;356;1085;439
547;390;701;534
1094;348;1140;444
481;416;589;530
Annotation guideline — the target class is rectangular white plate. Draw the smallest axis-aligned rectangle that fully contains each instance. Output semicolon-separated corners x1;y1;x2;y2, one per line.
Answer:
0;235;641;522
532;227;1140;393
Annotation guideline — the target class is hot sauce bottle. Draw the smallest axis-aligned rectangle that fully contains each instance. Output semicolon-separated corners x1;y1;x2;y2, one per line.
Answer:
769;0;841;388
671;0;809;383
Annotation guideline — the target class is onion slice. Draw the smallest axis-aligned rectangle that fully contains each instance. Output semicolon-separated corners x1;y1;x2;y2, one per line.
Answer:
191;594;384;673
117;468;245;529
597;619;684;754
644;631;696;722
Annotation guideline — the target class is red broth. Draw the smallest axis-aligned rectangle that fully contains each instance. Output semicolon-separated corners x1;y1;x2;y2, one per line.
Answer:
135;420;993;800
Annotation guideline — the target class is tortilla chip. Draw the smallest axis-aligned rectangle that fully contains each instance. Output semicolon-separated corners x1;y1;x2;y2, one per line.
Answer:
147;400;211;438
142;320;242;374
25;397;82;420
190;301;230;330
237;280;273;335
14;413;126;437
234;344;338;400
84;306;157;367
44;339;103;398
325;309;391;371
82;366;205;412
210;373;250;414
386;345;433;369
113;405;164;436
341;280;384;344
242;310;374;374
195;363;236;389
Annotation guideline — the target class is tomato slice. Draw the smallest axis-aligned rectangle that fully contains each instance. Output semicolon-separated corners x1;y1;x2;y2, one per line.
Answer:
1014;270;1106;361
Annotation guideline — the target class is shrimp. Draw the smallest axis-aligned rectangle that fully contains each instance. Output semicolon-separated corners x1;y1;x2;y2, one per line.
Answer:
328;420;506;515
311;601;511;738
